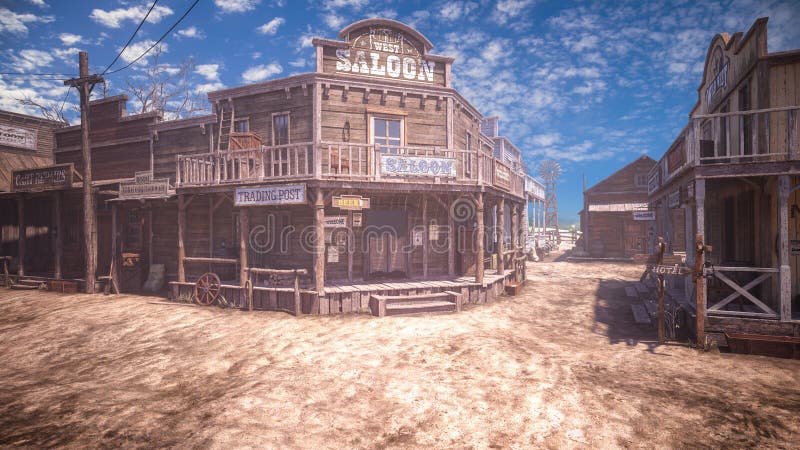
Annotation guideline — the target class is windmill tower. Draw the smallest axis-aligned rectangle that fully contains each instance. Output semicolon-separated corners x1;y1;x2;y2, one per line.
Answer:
539;160;561;244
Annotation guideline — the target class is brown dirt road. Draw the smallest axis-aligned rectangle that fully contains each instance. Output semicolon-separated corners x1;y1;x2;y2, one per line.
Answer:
0;255;798;449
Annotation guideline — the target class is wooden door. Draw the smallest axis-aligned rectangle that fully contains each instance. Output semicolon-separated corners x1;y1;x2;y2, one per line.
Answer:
457;224;476;276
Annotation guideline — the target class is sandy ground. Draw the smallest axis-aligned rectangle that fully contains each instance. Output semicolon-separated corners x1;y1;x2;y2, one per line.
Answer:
0;253;798;449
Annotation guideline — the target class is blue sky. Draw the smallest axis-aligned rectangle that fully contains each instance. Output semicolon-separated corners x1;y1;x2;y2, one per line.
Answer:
2;0;799;225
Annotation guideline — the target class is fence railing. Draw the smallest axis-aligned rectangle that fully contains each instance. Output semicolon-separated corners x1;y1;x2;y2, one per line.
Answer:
648;106;799;193
177;142;525;197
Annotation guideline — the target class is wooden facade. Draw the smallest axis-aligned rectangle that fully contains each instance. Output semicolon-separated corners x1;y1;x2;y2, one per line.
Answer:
0;19;531;314
647;17;800;344
581;156;656;258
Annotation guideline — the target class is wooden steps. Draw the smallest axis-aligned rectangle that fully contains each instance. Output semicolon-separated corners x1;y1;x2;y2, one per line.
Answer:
369;291;462;317
631;304;651;324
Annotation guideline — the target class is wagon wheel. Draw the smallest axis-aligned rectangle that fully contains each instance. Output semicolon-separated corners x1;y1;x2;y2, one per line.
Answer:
194;272;221;306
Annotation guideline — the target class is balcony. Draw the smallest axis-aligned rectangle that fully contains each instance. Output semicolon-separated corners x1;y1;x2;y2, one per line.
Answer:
176;142;525;197
648;106;799;193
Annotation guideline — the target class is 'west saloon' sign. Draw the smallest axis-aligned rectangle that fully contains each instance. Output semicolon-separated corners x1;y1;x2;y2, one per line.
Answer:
119;172;170;199
632;211;656;221
380;155;456;178
235;184;306;206
336;27;435;83
12;164;73;192
0;125;37;150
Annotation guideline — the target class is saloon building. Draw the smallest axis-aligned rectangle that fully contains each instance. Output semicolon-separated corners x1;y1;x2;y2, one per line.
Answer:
0;19;531;315
647;17;800;347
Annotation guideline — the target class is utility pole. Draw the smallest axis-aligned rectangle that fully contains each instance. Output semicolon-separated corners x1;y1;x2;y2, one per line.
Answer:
65;52;104;294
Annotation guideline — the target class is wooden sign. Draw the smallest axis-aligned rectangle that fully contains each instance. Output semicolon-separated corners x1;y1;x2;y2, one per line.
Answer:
235;184;306;206
668;189;681;208
119;174;170;199
647;264;692;276
494;163;511;190
333;195;370;210
12;163;73;192
335;27;436;83
380;155;456;178
1;125;37;150
632;211;656;221
324;216;347;228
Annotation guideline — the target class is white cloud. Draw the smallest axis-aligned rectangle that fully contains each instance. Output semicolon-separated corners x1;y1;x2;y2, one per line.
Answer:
288;58;307;68
12;49;54;71
119;41;165;64
176;26;205;39
195;82;226;94
0;8;54;35
324;14;347;29
214;0;261;14
241;63;283;83
196;64;220;81
58;33;82;46
531;133;561;147
440;1;478;21
90;4;174;28
298;32;316;49
27;0;48;7
321;0;369;8
52;47;82;64
257;17;285;35
571;80;606;95
491;0;535;24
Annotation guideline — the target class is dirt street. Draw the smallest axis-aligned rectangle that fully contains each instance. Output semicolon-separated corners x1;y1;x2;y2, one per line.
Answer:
0;255;798;448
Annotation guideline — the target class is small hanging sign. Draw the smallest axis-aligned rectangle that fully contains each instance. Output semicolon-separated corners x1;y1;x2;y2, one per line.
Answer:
352;212;363;227
333;195;371;210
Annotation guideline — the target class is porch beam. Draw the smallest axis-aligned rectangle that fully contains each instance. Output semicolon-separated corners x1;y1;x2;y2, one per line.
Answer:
314;187;325;295
496;198;505;274
778;175;791;321
53;191;62;279
239;208;249;287
448;195;455;276
177;194;186;283
17;195;25;277
422;195;428;277
475;193;484;284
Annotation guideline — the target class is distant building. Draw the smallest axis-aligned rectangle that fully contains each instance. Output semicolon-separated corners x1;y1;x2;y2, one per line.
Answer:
580;155;656;258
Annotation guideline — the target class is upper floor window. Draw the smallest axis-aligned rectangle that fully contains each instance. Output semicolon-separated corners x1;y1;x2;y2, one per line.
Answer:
371;115;403;154
272;113;290;145
634;173;648;187
234;118;249;133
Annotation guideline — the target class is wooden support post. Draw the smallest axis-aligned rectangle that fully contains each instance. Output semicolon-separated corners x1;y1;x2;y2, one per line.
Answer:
17;195;24;277
209;195;214;260
347;212;354;282
239;208;249;287
778;175;791;321
496;197;505;274
422;195;428;277
448;196;455;276
177;194;186;283
511;203;518;255
694;178;706;346
788;109;797;160
53;191;62;279
111;203;118;292
294;271;301;316
476;193;484;284
314;188;325;296
147;207;153;267
656;237;666;343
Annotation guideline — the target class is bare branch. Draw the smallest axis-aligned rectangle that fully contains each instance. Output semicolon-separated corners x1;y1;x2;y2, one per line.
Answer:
17;96;70;126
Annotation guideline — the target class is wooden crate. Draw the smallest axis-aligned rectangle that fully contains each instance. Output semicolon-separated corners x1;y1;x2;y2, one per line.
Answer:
49;280;79;294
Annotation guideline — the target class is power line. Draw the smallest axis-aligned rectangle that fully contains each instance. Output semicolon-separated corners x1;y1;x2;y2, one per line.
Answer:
105;0;201;76
101;0;160;75
59;86;72;118
0;72;72;76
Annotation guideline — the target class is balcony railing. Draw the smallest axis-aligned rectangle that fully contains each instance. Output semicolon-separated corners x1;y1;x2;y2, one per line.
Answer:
176;141;526;197
648;106;799;193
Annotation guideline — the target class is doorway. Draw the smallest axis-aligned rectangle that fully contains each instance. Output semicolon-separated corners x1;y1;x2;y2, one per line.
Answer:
365;210;407;279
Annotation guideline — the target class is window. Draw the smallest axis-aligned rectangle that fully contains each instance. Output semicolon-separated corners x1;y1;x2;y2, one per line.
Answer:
634;173;648;187
272;113;290;146
126;209;142;248
265;212;292;256
234;118;249;133
371;115;403;154
465;132;473;177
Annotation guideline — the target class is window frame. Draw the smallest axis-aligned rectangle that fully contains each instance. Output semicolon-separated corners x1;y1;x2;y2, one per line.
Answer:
271;112;291;146
233;118;250;133
465;131;473;177
369;113;405;153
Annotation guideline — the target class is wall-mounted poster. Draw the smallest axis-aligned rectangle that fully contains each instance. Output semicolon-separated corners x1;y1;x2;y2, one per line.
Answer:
327;246;340;263
413;229;424;246
352;213;363;227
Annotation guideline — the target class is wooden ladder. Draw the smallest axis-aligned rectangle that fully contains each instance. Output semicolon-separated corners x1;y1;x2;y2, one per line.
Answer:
217;101;234;152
